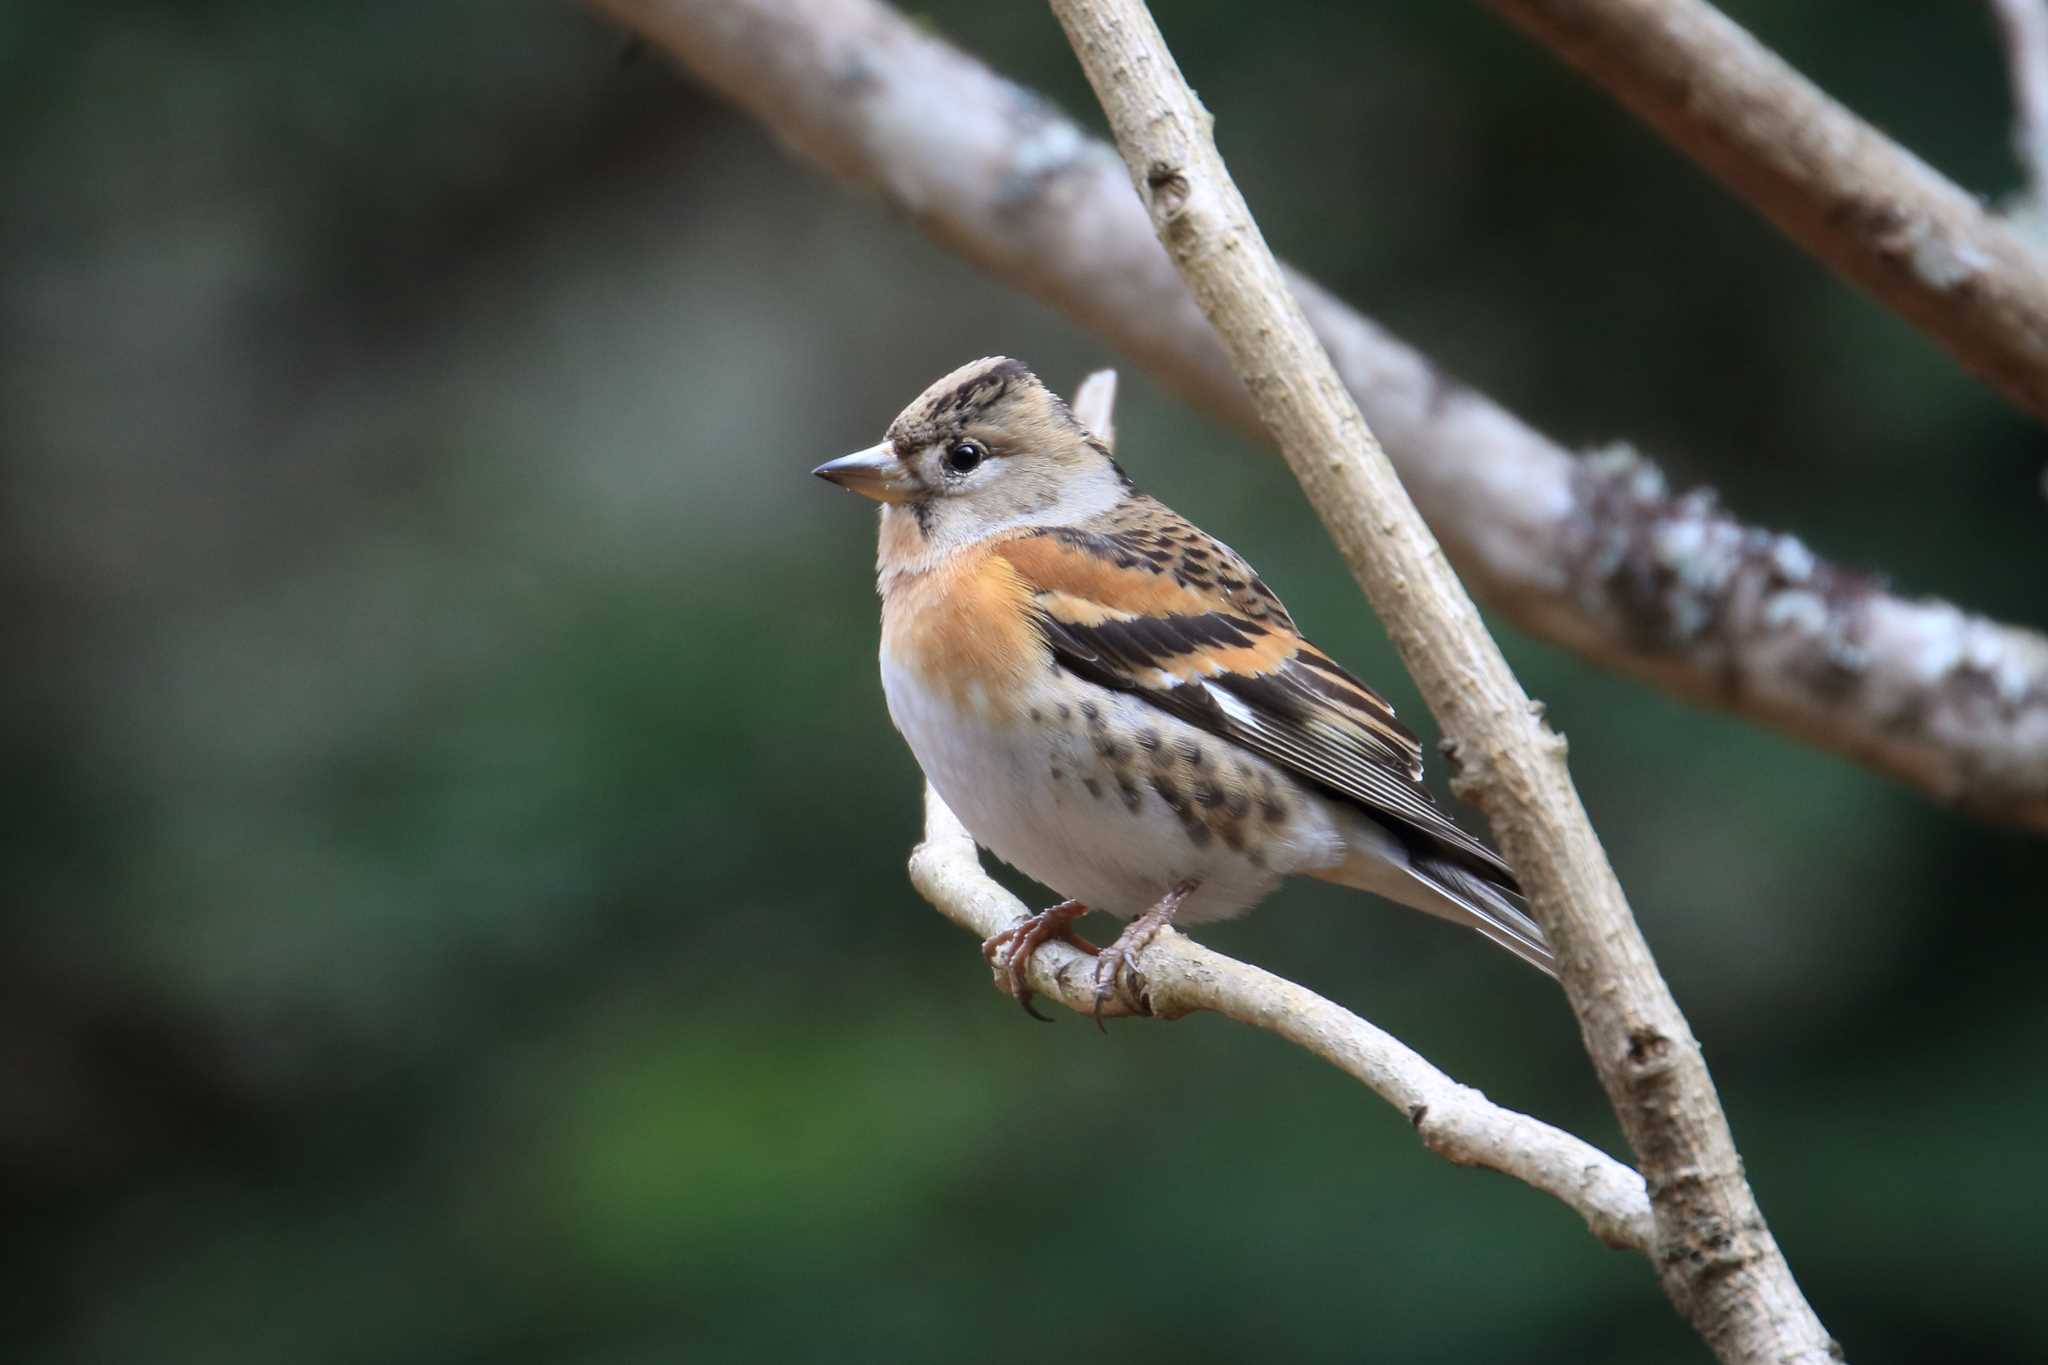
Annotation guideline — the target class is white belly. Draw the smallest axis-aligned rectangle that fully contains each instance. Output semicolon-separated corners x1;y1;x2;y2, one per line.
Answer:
881;655;1345;921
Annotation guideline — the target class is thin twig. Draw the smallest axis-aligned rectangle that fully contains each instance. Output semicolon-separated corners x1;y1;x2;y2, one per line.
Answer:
1990;0;2048;209
1048;2;1836;1360
585;0;2048;832
911;729;1653;1249
1485;0;2048;425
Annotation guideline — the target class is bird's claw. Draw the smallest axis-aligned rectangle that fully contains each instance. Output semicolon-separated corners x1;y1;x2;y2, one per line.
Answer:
1090;945;1150;1031
1085;878;1196;1031
980;901;1094;1021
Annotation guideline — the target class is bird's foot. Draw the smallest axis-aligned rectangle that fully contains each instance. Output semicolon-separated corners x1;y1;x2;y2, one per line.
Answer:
981;900;1096;1022
1091;878;1200;1031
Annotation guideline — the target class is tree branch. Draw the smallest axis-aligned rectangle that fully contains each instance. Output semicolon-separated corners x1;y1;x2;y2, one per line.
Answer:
588;0;2048;832
1484;0;2048;427
1990;0;2048;210
909;784;1655;1251
1047;2;1835;1359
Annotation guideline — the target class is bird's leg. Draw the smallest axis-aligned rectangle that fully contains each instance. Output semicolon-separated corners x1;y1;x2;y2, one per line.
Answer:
1093;878;1200;1029
981;900;1097;1022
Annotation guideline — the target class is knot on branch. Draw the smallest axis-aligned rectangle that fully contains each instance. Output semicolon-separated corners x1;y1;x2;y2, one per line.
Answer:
1143;159;1192;217
1442;744;1485;809
1654;1206;1773;1291
1624;1027;1675;1071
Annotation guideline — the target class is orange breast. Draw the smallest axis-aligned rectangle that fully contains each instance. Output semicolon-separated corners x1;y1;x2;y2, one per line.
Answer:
880;542;1046;719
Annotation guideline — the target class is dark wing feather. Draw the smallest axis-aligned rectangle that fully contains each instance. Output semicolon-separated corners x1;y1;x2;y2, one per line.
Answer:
999;523;1518;890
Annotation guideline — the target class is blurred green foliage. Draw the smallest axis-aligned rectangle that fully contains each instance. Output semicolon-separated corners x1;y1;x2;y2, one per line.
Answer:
3;2;2045;1361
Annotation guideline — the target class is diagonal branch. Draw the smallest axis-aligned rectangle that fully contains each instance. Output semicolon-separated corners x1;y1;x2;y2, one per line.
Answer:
1484;0;2048;426
587;0;2048;833
1047;1;1834;1359
909;783;1655;1251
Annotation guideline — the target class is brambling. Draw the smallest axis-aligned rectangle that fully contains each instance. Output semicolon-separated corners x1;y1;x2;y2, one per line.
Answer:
816;358;1553;1019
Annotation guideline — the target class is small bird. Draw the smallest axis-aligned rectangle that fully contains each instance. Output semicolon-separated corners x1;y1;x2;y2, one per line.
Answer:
815;357;1553;1018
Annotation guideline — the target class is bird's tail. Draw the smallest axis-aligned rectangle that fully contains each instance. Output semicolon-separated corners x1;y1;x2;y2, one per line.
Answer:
1406;851;1555;976
1314;830;1557;977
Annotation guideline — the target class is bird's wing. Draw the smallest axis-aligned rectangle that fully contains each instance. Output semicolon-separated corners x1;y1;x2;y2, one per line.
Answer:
994;510;1517;887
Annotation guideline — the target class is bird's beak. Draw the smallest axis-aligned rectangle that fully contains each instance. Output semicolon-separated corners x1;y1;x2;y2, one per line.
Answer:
812;441;914;504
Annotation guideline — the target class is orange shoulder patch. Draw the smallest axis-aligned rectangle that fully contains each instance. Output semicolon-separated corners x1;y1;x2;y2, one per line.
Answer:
994;533;1214;618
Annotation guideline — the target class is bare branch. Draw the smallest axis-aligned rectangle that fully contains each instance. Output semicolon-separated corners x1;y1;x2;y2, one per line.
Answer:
1484;0;2048;426
1990;0;2048;209
1047;1;1835;1358
587;0;2048;832
908;784;1656;1251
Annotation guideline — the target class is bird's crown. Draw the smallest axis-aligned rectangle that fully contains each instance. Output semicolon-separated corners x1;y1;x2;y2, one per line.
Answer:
884;356;1080;456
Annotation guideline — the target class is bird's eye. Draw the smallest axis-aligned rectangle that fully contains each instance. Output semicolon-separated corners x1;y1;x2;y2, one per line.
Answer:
945;440;985;474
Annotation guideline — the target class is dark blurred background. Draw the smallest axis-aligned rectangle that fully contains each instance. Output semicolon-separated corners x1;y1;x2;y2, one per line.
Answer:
4;2;2044;1361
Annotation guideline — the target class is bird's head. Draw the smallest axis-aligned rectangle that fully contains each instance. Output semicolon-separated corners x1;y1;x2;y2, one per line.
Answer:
814;357;1128;554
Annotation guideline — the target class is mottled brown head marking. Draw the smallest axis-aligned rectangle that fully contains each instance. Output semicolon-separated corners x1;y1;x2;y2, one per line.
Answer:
885;356;1063;456
869;356;1130;563
934;356;1030;419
